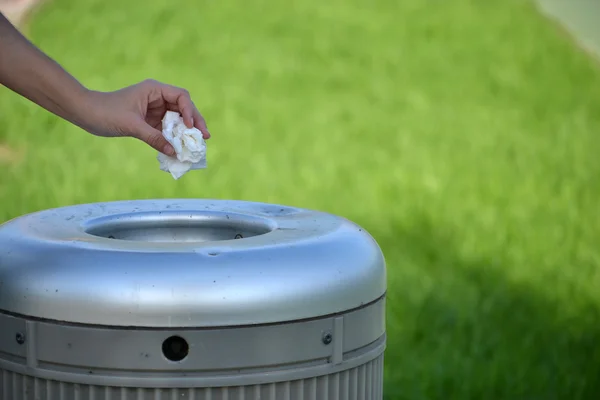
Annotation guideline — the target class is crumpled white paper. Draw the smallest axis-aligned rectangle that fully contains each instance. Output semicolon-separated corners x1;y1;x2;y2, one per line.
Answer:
157;111;207;180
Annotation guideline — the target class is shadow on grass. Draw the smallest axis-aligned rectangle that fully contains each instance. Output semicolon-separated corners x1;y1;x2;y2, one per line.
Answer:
364;216;600;400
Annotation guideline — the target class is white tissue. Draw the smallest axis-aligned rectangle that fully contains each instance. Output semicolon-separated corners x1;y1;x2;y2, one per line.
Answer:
157;111;207;179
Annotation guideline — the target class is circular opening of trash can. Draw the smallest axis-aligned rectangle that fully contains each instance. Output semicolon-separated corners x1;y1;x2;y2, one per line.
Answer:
83;211;276;243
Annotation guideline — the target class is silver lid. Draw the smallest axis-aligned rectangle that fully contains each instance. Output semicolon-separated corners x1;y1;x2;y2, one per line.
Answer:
0;199;386;327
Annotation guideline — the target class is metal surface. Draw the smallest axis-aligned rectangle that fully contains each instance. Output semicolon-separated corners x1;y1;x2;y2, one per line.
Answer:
0;199;387;399
0;199;386;327
0;298;385;381
1;353;385;399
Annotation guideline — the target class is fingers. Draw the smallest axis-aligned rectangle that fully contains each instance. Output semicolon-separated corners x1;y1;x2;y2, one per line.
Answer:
193;107;211;139
159;85;194;128
132;118;175;156
154;82;211;139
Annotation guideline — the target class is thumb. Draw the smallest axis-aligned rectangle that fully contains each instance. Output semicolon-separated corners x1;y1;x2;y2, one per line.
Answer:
131;119;175;156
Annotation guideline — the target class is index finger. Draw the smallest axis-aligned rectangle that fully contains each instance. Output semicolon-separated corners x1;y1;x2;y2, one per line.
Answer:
193;107;211;139
160;84;196;129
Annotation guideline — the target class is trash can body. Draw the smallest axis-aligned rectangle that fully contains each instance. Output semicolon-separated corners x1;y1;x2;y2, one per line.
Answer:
0;200;386;399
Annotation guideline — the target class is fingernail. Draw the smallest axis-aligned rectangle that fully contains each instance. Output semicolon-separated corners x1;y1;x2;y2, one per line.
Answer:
163;144;175;156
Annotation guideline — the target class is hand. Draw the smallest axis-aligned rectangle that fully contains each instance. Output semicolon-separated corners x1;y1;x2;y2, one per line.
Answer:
81;79;211;156
0;12;210;155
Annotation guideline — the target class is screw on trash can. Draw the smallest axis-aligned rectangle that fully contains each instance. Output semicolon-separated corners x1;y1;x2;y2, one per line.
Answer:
322;332;333;345
234;234;243;239
15;332;25;345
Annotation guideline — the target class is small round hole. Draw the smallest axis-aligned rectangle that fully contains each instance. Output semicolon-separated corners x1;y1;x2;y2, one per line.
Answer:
162;336;189;362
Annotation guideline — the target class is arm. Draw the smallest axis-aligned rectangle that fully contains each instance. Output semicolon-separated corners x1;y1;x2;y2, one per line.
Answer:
0;12;89;129
0;12;210;155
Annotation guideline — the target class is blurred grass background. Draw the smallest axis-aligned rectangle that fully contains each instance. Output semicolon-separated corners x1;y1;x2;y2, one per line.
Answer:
2;0;600;398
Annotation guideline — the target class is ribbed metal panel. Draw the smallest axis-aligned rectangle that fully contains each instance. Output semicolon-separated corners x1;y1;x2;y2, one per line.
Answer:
0;355;384;400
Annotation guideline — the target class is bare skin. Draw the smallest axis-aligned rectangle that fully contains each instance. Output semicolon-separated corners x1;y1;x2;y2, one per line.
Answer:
0;12;210;156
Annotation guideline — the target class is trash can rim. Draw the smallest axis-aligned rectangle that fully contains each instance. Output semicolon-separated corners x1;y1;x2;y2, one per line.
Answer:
0;199;387;327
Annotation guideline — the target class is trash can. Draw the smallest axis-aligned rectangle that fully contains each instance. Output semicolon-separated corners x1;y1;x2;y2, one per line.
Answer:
0;199;386;400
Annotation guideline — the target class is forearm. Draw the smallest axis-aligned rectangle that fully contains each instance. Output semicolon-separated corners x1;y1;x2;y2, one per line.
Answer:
0;12;89;127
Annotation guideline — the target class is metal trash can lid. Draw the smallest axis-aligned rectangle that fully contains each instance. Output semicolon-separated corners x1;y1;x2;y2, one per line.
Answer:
0;199;386;328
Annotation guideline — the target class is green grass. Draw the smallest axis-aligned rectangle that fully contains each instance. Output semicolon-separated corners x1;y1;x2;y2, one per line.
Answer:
2;0;600;398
